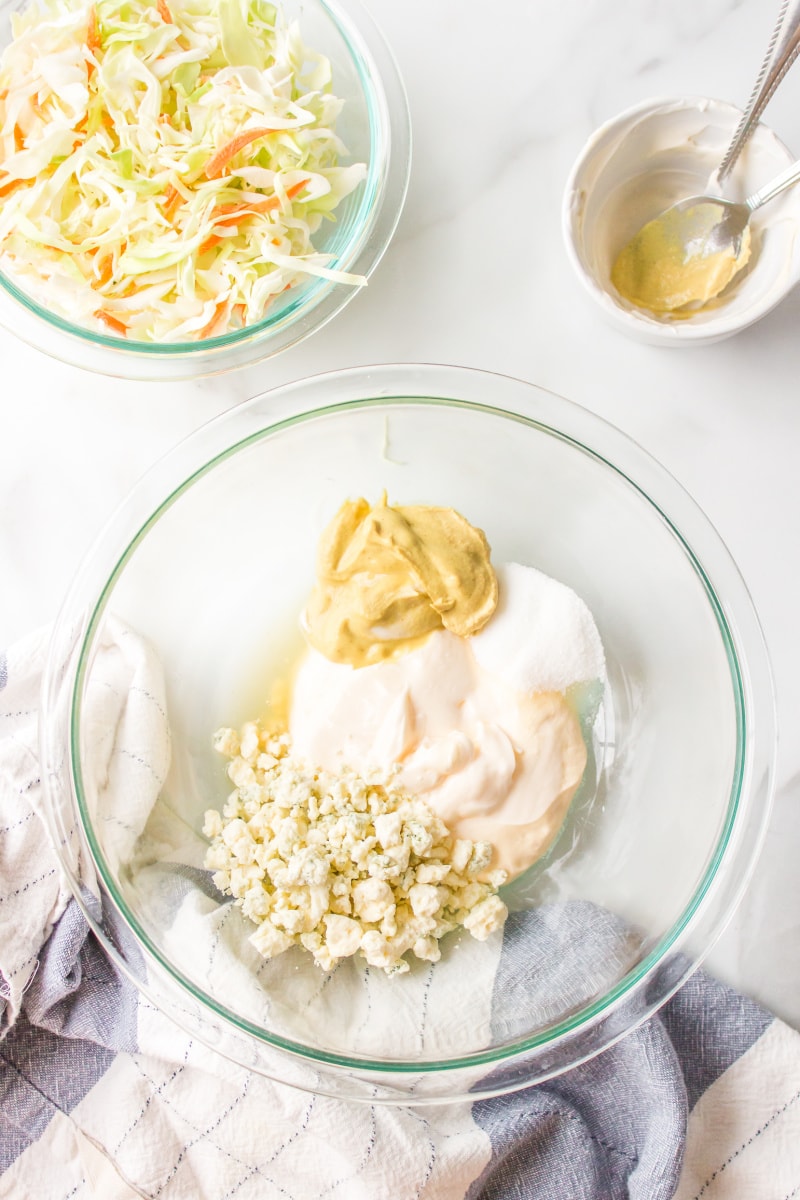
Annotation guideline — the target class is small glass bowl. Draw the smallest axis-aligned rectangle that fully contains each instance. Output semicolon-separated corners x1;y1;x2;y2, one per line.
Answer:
41;364;776;1103
563;97;800;345
0;0;410;379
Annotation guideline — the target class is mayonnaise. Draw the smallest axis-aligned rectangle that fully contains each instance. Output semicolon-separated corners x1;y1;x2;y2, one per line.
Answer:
289;630;588;880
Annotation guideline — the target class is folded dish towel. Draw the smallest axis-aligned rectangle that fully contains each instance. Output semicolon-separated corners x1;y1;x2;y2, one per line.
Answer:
2;627;800;1200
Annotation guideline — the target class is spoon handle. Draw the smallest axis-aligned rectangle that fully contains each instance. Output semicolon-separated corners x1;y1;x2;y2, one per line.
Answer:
745;158;800;211
717;0;800;185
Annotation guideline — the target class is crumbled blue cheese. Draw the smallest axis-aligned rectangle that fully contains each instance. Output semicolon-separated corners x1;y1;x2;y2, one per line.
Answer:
203;722;508;975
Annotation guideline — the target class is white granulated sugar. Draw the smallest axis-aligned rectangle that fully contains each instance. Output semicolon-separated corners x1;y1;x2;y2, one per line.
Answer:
471;562;605;693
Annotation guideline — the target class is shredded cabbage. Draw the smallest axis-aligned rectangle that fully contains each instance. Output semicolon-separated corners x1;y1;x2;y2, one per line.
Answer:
0;0;368;341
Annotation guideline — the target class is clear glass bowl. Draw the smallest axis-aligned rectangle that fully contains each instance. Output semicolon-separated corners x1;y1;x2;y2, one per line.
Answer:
41;364;776;1103
0;0;410;380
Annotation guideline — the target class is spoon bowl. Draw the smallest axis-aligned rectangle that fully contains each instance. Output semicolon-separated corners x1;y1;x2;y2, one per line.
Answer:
665;197;751;259
610;156;800;314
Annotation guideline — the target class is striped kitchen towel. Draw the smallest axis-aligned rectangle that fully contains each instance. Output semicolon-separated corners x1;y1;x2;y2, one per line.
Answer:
2;626;799;1200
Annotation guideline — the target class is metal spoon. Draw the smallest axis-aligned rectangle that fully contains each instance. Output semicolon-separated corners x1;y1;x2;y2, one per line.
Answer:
610;158;800;313
655;156;800;263
612;0;800;312
715;0;800;187
638;0;800;261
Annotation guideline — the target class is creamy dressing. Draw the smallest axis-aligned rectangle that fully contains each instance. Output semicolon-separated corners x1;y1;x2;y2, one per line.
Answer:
289;630;588;880
266;501;605;883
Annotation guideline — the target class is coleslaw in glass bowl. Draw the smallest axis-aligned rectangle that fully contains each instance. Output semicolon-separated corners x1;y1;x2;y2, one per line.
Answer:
0;0;409;377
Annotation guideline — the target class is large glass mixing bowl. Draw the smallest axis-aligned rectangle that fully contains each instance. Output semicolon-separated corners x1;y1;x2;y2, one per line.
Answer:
0;0;410;379
41;364;776;1102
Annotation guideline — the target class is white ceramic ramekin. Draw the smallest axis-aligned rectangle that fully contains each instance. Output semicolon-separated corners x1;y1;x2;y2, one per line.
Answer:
562;97;800;345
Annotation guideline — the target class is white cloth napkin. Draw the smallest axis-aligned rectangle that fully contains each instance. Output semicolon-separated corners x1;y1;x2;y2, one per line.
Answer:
2;623;800;1200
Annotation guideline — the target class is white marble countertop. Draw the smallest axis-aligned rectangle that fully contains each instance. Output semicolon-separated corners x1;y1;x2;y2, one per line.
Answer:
3;0;799;1029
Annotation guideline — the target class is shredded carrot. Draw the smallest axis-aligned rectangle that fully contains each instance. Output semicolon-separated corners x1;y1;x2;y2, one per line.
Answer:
13;125;25;151
198;233;223;255
162;184;182;218
196;179;309;255
211;178;309;226
203;128;279;179
94;255;114;286
233;303;246;322
87;6;101;53
284;175;309;203
212;205;268;227
97;310;128;335
212;200;256;217
0;177;24;200
197;300;229;339
156;0;174;21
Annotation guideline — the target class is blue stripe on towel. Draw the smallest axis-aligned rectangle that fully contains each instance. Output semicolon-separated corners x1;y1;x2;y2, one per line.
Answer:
0;902;140;1171
468;903;773;1199
658;969;772;1109
23;901;139;1054
0;900;140;1173
0;1014;117;1173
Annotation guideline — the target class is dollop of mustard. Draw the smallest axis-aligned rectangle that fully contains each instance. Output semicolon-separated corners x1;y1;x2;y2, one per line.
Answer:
305;495;498;667
611;205;751;314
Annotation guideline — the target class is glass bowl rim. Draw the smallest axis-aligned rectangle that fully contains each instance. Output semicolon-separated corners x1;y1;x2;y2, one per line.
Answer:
41;363;777;1080
0;0;401;357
